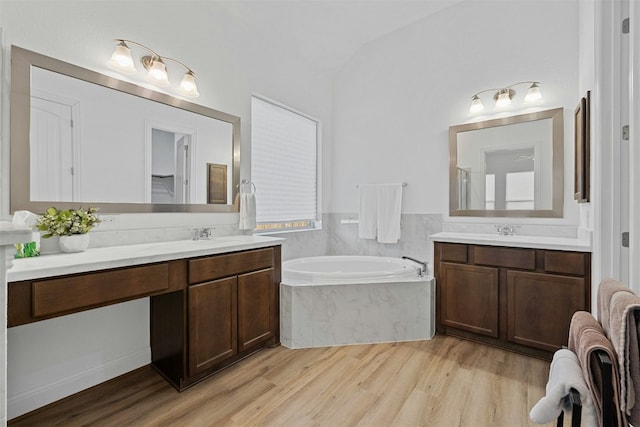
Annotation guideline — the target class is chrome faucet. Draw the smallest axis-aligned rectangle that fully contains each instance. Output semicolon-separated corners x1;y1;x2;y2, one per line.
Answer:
192;227;215;240
402;256;428;277
494;225;516;236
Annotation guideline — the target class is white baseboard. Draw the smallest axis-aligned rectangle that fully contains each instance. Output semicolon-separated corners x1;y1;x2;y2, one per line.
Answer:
7;347;150;420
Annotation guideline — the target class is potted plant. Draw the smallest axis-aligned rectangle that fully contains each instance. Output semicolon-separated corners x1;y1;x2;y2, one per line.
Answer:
37;207;101;252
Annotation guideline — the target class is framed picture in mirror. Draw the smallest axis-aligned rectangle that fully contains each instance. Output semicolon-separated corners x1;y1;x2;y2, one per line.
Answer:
207;163;228;204
574;91;590;203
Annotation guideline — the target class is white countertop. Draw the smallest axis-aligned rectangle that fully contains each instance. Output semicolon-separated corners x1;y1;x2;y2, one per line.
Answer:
429;232;591;252
7;235;285;282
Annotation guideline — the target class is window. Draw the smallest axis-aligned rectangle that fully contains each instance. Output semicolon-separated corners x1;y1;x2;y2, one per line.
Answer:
485;174;495;210
505;171;535;210
251;95;320;232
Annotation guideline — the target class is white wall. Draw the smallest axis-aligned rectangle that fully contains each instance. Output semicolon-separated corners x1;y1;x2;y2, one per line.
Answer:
0;1;334;418
0;0;334;215
332;0;579;226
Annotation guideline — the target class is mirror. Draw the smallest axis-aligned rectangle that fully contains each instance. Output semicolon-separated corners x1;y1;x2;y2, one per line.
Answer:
10;46;240;214
449;108;563;217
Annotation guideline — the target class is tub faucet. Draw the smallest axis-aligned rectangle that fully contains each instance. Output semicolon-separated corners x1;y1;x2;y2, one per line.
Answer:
402;256;428;277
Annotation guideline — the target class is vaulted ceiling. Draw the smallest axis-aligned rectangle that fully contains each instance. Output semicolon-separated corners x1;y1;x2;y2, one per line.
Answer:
217;0;464;75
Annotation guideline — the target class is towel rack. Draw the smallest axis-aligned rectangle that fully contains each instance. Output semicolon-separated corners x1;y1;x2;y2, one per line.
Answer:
556;350;614;427
355;182;407;188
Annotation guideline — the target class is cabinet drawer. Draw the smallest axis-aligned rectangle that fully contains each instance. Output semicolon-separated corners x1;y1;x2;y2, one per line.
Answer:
439;243;468;263
473;246;535;270
544;251;587;276
189;248;274;284
32;263;169;318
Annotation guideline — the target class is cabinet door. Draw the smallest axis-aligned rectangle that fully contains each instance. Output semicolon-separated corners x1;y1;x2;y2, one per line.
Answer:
507;271;585;352
188;277;238;376
238;268;275;351
441;263;499;337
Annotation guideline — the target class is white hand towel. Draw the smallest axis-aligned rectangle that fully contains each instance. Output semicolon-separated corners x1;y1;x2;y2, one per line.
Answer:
238;193;256;230
530;349;597;426
376;183;403;244
358;184;377;239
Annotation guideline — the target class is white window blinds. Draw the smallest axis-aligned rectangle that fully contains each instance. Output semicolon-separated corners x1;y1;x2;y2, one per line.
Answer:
251;96;318;230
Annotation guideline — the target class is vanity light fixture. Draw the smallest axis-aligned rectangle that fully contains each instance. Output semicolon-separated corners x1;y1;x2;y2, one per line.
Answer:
108;39;200;98
469;81;543;114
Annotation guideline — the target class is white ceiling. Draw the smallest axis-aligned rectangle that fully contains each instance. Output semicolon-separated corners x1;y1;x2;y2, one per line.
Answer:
217;0;464;75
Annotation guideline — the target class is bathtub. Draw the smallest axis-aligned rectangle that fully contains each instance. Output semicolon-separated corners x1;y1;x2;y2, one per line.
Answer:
280;256;435;349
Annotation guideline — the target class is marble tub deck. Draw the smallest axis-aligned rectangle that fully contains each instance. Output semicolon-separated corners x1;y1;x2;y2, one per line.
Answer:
280;278;435;349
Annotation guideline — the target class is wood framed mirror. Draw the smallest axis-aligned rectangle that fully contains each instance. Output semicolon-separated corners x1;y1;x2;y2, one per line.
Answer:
10;46;241;214
449;108;564;217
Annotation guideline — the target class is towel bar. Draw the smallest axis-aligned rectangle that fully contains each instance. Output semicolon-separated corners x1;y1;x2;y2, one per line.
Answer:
556;388;581;427
556;350;614;427
597;351;613;427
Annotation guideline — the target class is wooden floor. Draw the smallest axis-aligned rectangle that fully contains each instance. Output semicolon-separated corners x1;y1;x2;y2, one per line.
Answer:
9;336;558;426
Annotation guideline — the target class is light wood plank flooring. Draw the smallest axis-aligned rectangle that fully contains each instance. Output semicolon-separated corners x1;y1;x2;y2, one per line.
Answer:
9;336;558;426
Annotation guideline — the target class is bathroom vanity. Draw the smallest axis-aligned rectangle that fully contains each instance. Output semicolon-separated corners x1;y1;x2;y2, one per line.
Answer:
431;232;591;359
7;236;284;391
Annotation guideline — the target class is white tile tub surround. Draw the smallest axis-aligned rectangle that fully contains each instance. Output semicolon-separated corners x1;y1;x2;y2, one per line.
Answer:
280;278;435;348
0;223;33;426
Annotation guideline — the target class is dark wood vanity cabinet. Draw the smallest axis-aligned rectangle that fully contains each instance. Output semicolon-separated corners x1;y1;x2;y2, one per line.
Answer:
153;246;280;389
435;242;590;359
8;245;281;392
185;262;276;379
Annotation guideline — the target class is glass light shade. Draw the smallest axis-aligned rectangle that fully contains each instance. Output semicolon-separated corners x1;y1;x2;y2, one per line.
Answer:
524;83;543;103
147;59;170;87
107;43;137;74
495;90;512;107
178;71;200;98
469;95;484;114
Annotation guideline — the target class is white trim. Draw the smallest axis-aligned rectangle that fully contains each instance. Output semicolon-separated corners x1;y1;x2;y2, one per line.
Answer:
630;0;640;293
592;0;621;309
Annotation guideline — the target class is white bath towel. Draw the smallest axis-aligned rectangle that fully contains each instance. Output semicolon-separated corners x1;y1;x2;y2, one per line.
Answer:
238;192;256;230
530;349;597;426
358;184;377;239
376;183;403;244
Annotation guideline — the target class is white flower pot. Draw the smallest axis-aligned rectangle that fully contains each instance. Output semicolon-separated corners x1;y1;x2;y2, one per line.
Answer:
58;234;90;253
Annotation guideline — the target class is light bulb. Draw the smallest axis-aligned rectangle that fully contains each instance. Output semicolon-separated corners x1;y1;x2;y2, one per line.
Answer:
107;41;137;74
495;89;512;107
178;71;200;98
469;95;484;114
146;58;170;87
524;83;543;103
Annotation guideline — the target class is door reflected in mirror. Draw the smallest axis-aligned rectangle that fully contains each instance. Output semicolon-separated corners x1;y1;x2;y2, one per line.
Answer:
151;129;191;204
449;108;563;218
